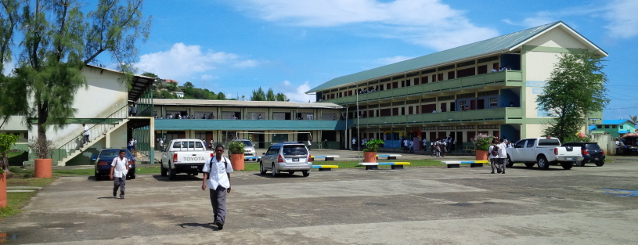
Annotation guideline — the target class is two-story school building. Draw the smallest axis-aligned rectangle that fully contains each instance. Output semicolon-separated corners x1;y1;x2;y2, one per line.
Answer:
307;21;606;150
152;99;347;149
590;120;636;138
1;65;156;166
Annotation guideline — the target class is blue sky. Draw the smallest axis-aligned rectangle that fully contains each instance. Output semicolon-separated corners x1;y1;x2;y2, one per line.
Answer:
131;0;637;120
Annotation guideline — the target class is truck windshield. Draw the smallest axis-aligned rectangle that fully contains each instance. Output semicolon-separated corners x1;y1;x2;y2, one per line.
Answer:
538;139;560;146
240;141;252;146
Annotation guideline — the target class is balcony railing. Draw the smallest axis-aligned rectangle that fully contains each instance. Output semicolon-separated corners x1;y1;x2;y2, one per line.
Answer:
323;70;523;104
354;107;522;126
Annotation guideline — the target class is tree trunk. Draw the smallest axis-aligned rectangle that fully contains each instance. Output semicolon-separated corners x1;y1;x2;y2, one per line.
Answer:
1;153;9;174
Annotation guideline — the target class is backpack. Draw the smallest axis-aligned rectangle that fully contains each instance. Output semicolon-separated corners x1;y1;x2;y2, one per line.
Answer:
491;145;500;156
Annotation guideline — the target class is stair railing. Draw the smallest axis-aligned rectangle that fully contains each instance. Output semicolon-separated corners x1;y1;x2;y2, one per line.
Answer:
52;105;129;163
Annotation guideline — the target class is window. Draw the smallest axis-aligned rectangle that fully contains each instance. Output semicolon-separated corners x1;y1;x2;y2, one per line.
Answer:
604;125;610;128
612;125;617;129
620;125;624;129
526;139;536;148
597;125;602;128
489;98;498;107
515;140;526;148
538;139;561;146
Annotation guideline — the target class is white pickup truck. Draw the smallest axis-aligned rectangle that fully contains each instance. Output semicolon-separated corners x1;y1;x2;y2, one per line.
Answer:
160;139;213;180
506;137;583;170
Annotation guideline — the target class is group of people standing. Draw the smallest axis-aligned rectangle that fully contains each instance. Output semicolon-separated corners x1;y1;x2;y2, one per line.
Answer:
488;138;508;174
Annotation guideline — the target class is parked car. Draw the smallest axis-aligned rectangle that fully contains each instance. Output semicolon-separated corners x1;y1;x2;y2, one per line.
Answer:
260;142;312;177
160;139;214;180
506;137;583;170
231;139;257;160
93;149;135;180
561;142;605;166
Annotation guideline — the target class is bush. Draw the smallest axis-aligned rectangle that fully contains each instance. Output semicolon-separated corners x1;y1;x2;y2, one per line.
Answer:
229;141;245;154
472;134;494;151
363;139;384;152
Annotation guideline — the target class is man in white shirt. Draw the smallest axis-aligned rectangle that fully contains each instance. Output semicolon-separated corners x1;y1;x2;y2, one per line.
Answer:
110;150;130;199
497;139;508;174
82;124;90;144
202;145;234;230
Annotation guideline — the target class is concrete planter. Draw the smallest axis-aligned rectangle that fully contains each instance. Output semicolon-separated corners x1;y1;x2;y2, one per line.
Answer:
0;173;6;208
230;153;245;171
475;150;488;161
35;159;53;178
363;152;377;163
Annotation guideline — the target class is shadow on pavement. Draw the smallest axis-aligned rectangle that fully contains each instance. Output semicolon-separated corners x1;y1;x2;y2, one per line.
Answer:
178;222;218;230
152;174;203;182
252;173;309;178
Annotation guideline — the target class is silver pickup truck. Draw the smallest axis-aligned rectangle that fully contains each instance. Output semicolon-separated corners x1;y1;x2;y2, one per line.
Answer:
160;139;213;180
506;137;583;170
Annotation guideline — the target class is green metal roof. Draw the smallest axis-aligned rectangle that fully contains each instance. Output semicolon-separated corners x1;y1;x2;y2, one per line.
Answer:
308;21;563;93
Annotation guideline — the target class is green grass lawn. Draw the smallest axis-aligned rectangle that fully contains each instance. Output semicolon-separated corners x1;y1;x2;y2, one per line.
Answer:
1;177;56;219
51;165;162;176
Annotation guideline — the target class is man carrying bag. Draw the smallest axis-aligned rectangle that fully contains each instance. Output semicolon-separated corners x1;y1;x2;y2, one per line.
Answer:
201;145;233;230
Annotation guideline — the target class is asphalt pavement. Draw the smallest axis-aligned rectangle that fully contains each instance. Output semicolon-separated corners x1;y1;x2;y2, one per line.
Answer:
2;156;638;244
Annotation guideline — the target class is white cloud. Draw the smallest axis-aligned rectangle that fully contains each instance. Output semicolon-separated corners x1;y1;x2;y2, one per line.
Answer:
503;0;638;39
231;0;498;50
136;43;257;81
604;0;638;39
279;80;315;102
377;56;413;65
200;74;216;81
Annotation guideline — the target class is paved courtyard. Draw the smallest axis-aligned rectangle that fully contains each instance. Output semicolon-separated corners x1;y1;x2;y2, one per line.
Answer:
2;157;638;244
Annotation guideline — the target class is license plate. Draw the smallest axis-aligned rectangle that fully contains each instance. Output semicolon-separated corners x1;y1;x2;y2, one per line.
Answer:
191;166;198;169
595;158;599;161
292;158;299;162
565;157;576;161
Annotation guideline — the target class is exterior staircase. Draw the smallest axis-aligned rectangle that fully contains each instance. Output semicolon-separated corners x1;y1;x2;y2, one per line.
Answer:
52;105;130;166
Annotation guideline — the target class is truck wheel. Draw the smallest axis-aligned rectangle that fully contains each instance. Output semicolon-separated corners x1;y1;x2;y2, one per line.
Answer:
561;162;573;170
595;162;605;167
271;163;278;177
160;161;168;177
302;171;310;177
260;163;266;175
506;156;514;168
169;162;177;180
537;156;550;170
525;163;535;168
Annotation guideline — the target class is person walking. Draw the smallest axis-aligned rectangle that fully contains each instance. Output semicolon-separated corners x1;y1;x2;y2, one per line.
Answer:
408;140;414;153
110;150;129;199
441;139;447;157
201;145;233;230
83;124;90;144
497;138;508;174
488;139;499;174
159;138;164;151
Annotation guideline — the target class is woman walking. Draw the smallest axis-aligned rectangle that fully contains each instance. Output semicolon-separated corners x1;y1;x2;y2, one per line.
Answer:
488;139;499;174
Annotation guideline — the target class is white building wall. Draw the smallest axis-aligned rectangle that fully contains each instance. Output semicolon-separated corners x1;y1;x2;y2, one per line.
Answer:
27;67;129;146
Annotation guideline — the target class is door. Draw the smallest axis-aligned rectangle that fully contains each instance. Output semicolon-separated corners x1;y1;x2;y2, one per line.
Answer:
522;139;537;162
510;140;527;161
477;99;485;109
437;132;446;141
470;100;476;110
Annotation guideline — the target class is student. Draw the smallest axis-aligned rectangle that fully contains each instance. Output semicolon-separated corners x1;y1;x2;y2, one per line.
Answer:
488;139;499;174
110;150;130;199
408;140;414;153
82;124;90;144
159;138;164;150
497;138;508;174
201;145;233;230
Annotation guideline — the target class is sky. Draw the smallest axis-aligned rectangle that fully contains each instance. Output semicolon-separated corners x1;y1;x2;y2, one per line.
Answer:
125;0;637;120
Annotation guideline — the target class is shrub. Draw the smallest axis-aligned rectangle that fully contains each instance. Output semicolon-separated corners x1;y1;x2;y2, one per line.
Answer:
229;141;245;154
472;134;494;151
363;139;384;152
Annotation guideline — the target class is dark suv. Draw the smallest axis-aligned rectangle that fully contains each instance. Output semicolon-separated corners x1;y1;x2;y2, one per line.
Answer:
562;142;605;166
